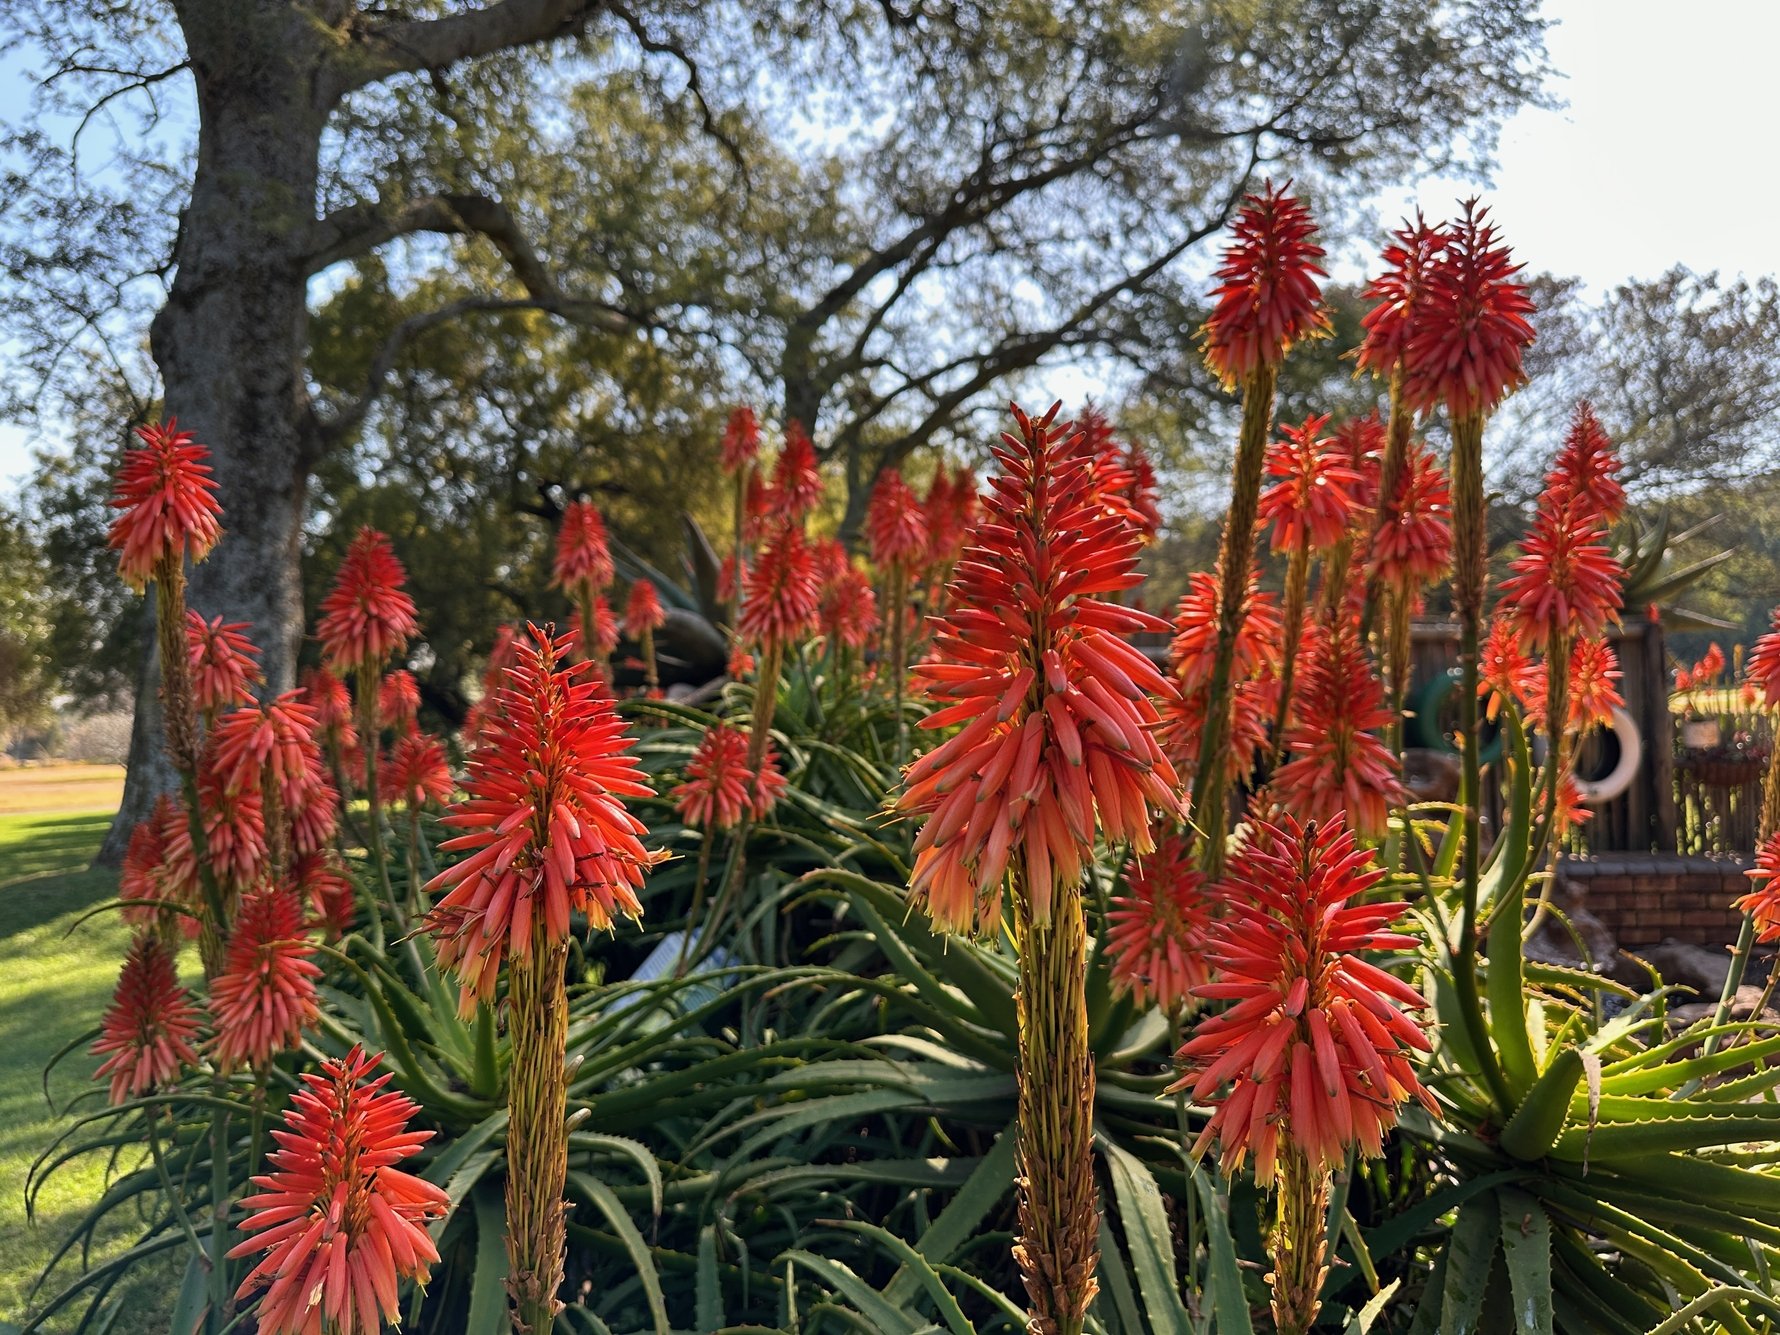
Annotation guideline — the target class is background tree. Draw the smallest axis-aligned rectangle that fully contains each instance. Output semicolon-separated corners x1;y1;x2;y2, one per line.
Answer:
1;0;1551;856
0;508;56;753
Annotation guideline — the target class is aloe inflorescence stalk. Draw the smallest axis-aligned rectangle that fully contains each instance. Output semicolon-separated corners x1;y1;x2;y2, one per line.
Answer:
898;402;1180;1334
425;625;662;1333
1191;181;1328;875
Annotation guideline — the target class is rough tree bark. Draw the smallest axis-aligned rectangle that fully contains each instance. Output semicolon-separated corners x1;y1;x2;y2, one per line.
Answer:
103;0;612;859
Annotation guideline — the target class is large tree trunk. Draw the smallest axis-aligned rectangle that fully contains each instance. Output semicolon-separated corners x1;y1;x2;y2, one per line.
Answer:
102;8;325;859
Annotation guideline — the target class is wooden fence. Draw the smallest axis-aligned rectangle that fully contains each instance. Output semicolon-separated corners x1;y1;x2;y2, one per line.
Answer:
1411;618;1771;856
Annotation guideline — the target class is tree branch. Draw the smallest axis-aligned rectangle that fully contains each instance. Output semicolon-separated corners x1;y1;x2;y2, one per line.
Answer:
324;0;609;100
305;189;640;327
315;286;628;450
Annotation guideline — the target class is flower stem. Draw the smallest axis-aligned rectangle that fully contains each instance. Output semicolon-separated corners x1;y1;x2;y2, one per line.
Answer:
1012;868;1098;1335
506;926;570;1335
1193;362;1278;877
641;624;659;695
1267;537;1312;769
889;561;909;765
1269;1145;1330;1335
1449;411;1513;1110
356;663;401;926
1359;363;1412;645
675;827;716;978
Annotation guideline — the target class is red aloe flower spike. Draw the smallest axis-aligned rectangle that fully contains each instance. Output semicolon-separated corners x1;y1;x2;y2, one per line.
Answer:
672;723;753;832
897;402;1179;1331
301;666;357;753
186;610;262;714
1159;674;1278;786
1270;620;1404;841
1400;199;1536;420
1256;413;1362;755
316;528;418;675
1737;832;1780;943
91;934;202;1105
721;405;761;474
1355;211;1449;382
119;812;171;931
229;1046;448;1335
624;579;667;694
1749;608;1780;709
292;850;357;938
106;419;224;591
1169;565;1283;694
900;402;1181;932
1167;818;1431;1335
142;795;204;940
197;759;269;888
428;627;660;1329
552;499;615;594
286;759;341;856
211;885;321;1071
1199;181;1330;389
1479;615;1538;722
209;691;321;796
1548;401;1626;525
1497;501;1624;651
1122;440;1162;544
771;420;823;518
1108;832;1219;1012
864;468;929;569
1523;635;1623;732
1258;414;1363;554
382;732;454;809
623;579;666;636
586;593;620;658
424;624;661;1014
819;563;879;653
738;522;822;651
1402;201;1534;1112
866;467;929;759
378;670;421;734
1369;438;1453;590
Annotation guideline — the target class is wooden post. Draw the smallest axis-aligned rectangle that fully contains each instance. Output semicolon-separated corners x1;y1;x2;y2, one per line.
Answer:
1642;618;1677;852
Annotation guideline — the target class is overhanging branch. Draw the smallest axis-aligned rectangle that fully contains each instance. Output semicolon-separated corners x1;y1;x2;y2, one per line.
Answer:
324;0;609;101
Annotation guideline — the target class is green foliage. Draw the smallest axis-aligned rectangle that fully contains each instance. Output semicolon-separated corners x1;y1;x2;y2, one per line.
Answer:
1389;702;1780;1335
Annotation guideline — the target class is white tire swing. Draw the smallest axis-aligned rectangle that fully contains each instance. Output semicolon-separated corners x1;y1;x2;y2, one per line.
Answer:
1530;705;1642;804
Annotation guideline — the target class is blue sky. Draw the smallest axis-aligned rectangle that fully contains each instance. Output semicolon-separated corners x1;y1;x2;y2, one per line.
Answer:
5;0;1777;491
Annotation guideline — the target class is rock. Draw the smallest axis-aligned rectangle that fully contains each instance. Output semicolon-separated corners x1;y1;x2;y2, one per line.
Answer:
1402;748;1461;804
1635;938;1735;997
1524;879;1618;972
1668;984;1773;1028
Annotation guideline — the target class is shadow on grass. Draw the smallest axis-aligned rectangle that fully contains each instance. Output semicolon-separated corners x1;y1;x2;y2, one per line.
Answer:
4;1191;181;1334
1;812;178;1333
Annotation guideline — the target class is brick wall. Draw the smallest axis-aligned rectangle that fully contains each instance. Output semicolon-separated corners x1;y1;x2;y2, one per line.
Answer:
1559;853;1751;948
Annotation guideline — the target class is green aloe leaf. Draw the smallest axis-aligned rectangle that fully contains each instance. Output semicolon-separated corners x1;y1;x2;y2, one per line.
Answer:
466;1182;510;1335
1483;709;1538;1100
1499;1048;1584;1162
1440;1191;1500;1335
1496;1187;1553;1335
1191;1165;1256;1335
883;1124;1017;1306
781;1251;920;1335
823;1221;975;1335
1094;1213;1144;1334
566;1172;669;1334
1102;1134;1191;1334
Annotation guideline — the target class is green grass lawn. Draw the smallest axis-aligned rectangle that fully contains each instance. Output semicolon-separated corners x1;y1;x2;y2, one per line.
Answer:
0;810;178;1333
